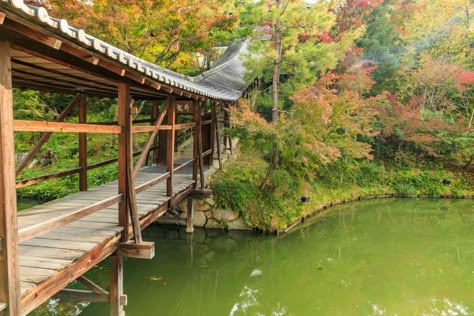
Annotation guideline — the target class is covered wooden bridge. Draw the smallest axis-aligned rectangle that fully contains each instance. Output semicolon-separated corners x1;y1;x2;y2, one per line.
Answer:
0;1;254;314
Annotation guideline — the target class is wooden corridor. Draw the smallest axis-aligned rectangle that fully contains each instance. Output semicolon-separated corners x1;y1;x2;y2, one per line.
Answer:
0;1;251;314
18;166;195;314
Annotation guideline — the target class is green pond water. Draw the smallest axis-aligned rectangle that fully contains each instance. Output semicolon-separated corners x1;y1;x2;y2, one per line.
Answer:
29;198;473;315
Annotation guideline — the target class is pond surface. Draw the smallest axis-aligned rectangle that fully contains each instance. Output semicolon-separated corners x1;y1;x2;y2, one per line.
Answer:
32;198;474;315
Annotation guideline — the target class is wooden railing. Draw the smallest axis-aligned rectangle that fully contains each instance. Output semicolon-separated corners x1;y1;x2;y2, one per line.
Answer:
18;194;122;242
16;147;157;188
14;95;214;244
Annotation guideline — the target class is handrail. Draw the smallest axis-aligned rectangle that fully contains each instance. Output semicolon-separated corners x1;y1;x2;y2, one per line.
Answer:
16;147;158;188
18;194;122;242
14;120;121;134
202;149;213;157
172;159;194;173
135;172;170;194
16;168;82;188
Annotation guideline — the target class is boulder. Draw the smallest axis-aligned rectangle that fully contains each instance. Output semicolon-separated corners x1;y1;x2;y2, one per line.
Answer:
193;211;208;227
213;208;239;222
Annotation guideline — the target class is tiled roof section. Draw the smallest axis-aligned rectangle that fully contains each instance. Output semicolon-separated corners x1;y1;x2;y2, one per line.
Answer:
195;42;250;98
0;0;251;101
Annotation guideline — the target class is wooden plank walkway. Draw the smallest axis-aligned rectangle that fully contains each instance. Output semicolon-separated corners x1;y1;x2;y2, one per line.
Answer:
16;166;194;314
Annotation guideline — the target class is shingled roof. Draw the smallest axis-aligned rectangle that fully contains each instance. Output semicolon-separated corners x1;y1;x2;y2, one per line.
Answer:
0;0;251;102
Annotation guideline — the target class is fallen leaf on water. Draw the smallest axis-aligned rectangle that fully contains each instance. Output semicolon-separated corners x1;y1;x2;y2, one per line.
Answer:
149;277;163;281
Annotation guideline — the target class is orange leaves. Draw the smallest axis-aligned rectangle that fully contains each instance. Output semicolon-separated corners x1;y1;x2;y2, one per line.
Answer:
290;72;379;161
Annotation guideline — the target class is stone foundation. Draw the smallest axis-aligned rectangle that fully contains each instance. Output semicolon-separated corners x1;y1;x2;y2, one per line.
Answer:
176;196;251;230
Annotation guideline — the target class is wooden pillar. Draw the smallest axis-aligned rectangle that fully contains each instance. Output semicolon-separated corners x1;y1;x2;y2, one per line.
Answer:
166;96;176;196
212;104;223;169
151;102;159;165
192;100;199;181
109;256;124;316
196;102;205;189
78;94;87;191
224;108;233;155
209;102;216;166
117;83;130;242
0;42;21;316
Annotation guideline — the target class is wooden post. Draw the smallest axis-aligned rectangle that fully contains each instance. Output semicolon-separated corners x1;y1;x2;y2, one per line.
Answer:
78;94;87;191
0;41;21;316
151;103;159;165
109;256;124;316
117;83;130;242
212;104;223;169
209;102;216;167
192;100;199;181
197;102;205;189
224;109;233;155
166;96;176;196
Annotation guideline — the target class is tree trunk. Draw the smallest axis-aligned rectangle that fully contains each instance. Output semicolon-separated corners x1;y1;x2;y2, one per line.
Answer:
272;0;282;124
259;147;279;190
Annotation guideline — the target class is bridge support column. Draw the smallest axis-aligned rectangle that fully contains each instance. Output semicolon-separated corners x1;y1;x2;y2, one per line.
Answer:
0;41;21;316
109;255;125;316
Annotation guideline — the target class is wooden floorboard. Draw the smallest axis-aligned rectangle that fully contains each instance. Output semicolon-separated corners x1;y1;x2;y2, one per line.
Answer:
16;167;196;314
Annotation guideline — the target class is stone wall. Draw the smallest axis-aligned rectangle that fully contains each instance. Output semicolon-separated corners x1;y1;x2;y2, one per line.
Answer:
174;137;252;231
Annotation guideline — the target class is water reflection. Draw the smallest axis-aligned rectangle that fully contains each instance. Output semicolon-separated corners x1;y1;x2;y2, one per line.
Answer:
31;198;473;315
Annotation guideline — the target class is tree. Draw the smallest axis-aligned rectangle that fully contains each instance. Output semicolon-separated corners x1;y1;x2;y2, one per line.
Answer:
29;0;241;73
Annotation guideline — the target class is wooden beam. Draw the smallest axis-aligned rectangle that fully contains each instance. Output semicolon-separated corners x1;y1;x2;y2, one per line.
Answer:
189;189;213;198
166;97;176;196
15;94;80;176
11;58;119;93
20;234;121;315
175;122;196;130
169;184;195;207
18;194;122;242
77;276;108;295
109;256;125;316
53;288;127;305
53;289;109;303
131;125;171;133
14;120;121;134
0;41;21;316
78;94;88;191
117;241;155;259
132;103;169;179
117;83;130;242
2;18;62;50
